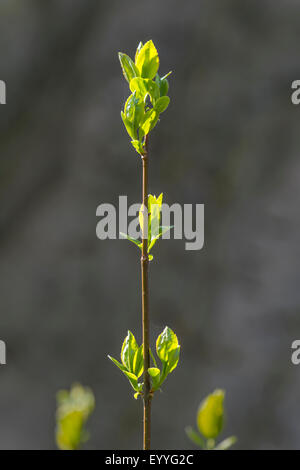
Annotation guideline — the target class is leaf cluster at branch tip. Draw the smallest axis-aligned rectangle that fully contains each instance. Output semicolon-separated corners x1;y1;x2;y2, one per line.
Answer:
119;40;171;155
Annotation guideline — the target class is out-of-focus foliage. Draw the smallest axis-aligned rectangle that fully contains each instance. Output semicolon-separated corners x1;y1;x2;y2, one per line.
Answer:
197;388;225;439
186;390;236;450
56;384;95;450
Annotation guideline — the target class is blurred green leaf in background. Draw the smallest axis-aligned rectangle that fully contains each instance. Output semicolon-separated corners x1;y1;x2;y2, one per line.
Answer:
56;383;95;450
186;389;236;450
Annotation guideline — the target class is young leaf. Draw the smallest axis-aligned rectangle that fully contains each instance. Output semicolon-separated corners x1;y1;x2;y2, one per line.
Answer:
156;327;179;363
56;384;95;451
120;232;142;249
148;193;163;238
155;96;170;114
159;225;173;236
155;72;171;97
121;331;139;372
140;109;159;135
148;225;173;253
135;40;159;80
56;410;84;450
197;389;225;440
185;426;206;449
148;367;161;391
122;370;140;392
214;436;237;450
166;345;180;374
121;111;136;139
149;348;158;368
130;77;159;104
131;140;144;155
132;345;144;378
118;53;139;83
108;355;127;373
139;193;163;244
124;92;144;133
135;41;143;62
161;71;172;80
130;77;149;101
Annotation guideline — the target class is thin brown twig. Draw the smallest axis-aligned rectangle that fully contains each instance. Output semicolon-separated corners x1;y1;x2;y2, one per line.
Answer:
141;134;152;450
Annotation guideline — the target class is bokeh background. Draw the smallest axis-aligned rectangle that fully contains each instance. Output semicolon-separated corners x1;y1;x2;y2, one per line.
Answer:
0;0;300;450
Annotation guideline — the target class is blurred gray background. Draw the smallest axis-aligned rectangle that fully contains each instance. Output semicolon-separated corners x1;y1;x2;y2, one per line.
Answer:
0;0;300;450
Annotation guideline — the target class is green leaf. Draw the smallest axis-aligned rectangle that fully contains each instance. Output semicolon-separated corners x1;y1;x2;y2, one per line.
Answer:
132;345;144;378
147;80;160;102
121;331;139;372
135;40;159;79
56;384;95;450
130;77;148;100
121;111;136;139
197;389;225;439
155;96;170;114
166;345;180;374
120;232;142;249
185;426;206;449
159;225;173;235
150;348;158;368
148;367;161;391
118;52;139;83
140;108;159;135
56;410;83;450
108;355;127;373
131;140;144;155
139;193;164;244
156;346;180;388
148;225;173;253
130;77;159;103
153;327;180;388
149;193;163;232
109;347;143;394
214;436;237;450
122;370;140;392
135;41;143;62
148;193;162;243
155;72;171;96
161;71;172;80
156;327;179;363
124;92;144;135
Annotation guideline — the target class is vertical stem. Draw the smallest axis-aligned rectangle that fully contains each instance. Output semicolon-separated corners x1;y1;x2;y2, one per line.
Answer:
141;134;152;450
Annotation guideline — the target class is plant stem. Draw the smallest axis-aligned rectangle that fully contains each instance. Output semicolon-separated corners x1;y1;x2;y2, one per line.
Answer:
141;134;151;450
